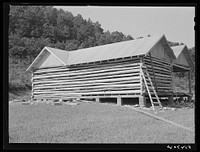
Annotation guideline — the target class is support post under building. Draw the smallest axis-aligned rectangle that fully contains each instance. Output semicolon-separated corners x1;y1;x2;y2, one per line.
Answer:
188;69;192;102
117;97;122;106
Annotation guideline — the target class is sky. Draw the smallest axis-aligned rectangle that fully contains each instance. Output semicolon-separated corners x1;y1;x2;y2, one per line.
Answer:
54;6;195;48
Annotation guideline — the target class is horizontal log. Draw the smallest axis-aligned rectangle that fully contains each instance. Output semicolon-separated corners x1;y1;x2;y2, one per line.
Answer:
33;79;140;89
143;60;171;71
34;66;140;79
33;82;141;91
144;56;171;66
144;71;171;78
34;62;141;76
33;87;141;93
33;94;142;100
145;67;171;75
144;64;171;73
33;90;142;95
33;72;140;83
35;59;141;74
33;68;140;80
33;76;141;86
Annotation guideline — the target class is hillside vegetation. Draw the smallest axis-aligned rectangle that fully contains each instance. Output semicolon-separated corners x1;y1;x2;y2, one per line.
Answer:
8;6;195;99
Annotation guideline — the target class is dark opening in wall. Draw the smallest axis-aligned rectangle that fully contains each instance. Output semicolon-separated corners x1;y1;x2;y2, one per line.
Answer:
122;98;139;105
100;98;117;104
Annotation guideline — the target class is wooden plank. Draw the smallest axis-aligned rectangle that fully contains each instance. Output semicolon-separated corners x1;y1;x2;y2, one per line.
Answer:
125;106;194;132
188;70;192;94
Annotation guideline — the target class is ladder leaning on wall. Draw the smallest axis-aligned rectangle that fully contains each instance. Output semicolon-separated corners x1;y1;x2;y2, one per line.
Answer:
140;65;163;111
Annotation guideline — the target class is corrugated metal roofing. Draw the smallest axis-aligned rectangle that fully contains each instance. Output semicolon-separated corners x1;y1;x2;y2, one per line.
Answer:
27;34;177;71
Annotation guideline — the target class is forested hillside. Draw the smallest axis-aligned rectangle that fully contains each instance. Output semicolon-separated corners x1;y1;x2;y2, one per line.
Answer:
9;6;195;97
9;6;133;91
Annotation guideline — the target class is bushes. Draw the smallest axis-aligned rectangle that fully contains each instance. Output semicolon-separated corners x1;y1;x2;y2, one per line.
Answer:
9;57;32;91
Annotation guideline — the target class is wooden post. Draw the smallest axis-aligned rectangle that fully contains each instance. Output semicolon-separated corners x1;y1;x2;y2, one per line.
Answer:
139;95;146;107
96;97;100;102
31;73;34;101
117;96;122;106
188;70;192;95
168;95;174;105
139;57;146;107
149;53;158;92
188;69;192;103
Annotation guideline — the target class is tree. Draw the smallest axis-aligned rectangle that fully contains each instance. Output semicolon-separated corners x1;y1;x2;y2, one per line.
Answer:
8;5;138;91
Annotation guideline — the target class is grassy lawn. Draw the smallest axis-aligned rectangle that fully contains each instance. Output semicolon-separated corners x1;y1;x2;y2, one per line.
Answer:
9;101;195;143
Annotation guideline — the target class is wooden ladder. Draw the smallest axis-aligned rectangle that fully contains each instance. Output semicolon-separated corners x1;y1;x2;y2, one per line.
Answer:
141;65;163;111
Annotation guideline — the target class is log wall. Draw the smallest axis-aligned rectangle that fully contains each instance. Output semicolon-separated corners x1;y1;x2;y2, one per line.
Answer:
31;55;173;101
143;55;173;95
32;57;142;100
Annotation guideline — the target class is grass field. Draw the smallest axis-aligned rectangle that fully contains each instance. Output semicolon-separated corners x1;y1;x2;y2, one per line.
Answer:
9;101;195;143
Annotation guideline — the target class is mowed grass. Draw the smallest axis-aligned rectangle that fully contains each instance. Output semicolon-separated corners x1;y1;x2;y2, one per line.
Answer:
9;102;195;143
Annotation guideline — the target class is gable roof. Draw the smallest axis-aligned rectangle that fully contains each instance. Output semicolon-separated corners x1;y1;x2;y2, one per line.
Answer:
27;34;176;71
26;47;68;71
67;34;176;65
171;45;194;69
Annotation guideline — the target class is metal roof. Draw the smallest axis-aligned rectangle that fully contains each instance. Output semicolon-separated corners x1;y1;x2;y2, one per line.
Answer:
171;45;194;69
27;34;176;71
45;47;69;65
67;34;165;65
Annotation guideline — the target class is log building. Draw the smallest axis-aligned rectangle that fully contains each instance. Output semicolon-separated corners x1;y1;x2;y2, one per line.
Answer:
171;45;194;101
27;34;194;106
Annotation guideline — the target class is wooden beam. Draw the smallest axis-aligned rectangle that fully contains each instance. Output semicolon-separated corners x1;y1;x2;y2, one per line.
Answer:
96;97;100;102
188;70;192;95
149;53;158;92
139;95;146;107
117;96;122;106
